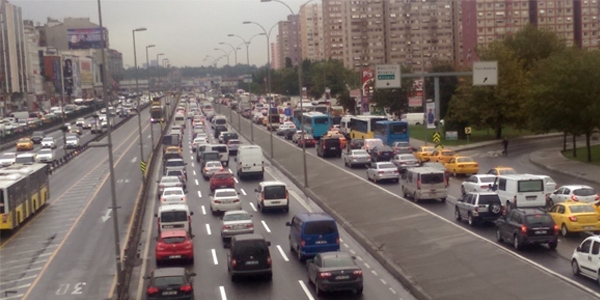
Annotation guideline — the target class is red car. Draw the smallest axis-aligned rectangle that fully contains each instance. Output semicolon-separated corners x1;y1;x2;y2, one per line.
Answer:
297;135;316;148
155;229;194;265
210;171;235;192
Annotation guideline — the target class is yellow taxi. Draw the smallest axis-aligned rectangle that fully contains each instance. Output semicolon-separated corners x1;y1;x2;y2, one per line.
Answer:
163;146;182;156
16;138;34;151
549;201;600;236
324;132;347;149
444;156;479;176
414;146;435;162
487;167;517;176
429;149;456;164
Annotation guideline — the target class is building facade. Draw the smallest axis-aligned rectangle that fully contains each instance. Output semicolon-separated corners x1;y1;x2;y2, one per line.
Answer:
277;15;301;68
271;41;280;70
322;0;344;62
300;3;325;61
0;0;27;113
23;20;44;108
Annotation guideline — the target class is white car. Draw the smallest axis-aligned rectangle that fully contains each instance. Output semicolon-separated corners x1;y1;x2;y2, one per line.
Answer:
0;152;16;167
15;153;36;165
292;130;308;143
157;176;184;199
210;188;241;214
160;187;187;205
343;149;371;168
366;162;399;183
220;210;254;241
41;137;57;149
218;131;229;144
192;137;208;152
76;117;85;127
36;148;56;163
202;160;223;180
98;114;107;122
572;236;600;285
276;123;296;136
548;185;599;206
461;174;496;195
65;136;80;148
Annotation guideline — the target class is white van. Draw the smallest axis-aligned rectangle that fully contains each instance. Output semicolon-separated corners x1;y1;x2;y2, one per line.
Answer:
174;113;186;129
339;115;353;138
491;174;547;210
155;203;194;234
255;181;289;213
400;167;447;203
203;144;229;166
402;113;425;126
212;115;227;129
525;174;557;200
236;145;264;180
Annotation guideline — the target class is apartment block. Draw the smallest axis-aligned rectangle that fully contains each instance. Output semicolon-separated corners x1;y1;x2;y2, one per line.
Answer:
0;0;27;112
276;15;301;68
342;0;386;69
271;41;281;70
300;3;325;61
322;0;344;62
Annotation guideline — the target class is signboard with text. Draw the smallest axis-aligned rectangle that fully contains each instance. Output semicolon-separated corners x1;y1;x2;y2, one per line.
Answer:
68;28;107;50
375;64;401;89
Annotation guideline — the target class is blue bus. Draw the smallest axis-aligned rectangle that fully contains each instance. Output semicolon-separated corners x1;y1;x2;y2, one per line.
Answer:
292;108;311;129
373;120;409;145
301;112;331;138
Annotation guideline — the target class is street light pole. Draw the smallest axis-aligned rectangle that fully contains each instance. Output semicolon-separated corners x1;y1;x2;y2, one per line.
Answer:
58;56;67;149
145;44;155;148
219;42;238;66
132;27;147;164
214;48;230;65
156;53;164;107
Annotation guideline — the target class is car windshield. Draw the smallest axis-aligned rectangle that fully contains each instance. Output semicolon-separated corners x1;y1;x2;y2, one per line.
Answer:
421;173;445;184
394;142;410;147
569;205;596;213
164;189;183;196
228;140;240;145
213;173;231;179
378;163;396;169
215;190;237;197
161;177;180;184
525;214;553;225
223;213;251;222
457;157;474;163
573;188;596;196
167;171;183;177
322;256;355;268
66;137;77;140
154;276;184;287
161;236;186;244
18;138;29;142
166;160;185;167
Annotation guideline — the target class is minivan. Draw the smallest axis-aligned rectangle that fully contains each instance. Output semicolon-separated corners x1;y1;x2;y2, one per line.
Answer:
155;203;194;234
286;213;340;261
255;181;289;213
491;174;547;210
199;151;220;167
227;233;272;281
400;167;447;203
236;145;264;179
201;144;229;166
316;137;342;158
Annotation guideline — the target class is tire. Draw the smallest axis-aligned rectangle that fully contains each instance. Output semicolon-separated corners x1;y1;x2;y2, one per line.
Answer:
561;224;570;237
489;202;502;216
572;260;581;276
454;208;461;221
413;192;419;203
548;198;554;208
265;272;273;281
548;240;557;250
513;235;521;250
356;287;363;295
440;197;446;203
496;228;503;242
467;213;475;226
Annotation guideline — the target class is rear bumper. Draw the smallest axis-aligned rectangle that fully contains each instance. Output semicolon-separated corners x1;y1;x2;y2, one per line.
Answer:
230;268;272;277
319;279;363;292
155;249;194;261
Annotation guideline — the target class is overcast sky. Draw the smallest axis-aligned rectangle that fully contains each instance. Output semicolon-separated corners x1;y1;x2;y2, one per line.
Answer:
13;0;310;68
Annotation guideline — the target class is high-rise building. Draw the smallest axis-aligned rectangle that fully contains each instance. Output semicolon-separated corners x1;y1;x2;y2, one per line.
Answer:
271;41;280;70
300;3;324;61
0;0;28;112
23;20;44;101
342;0;386;69
322;0;344;62
277;15;301;68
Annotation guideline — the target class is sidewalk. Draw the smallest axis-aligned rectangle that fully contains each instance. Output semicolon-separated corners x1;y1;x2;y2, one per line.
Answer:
409;132;563;152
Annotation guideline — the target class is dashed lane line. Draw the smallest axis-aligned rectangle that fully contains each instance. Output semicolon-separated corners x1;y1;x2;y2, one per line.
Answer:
219;286;227;300
249;202;257;212
211;249;219;265
201;206;206;215
298;280;315;300
261;220;271;233
276;245;289;262
206;224;212;235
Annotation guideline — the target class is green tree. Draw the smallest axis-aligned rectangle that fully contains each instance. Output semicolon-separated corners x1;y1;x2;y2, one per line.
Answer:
502;25;566;72
423;63;459;120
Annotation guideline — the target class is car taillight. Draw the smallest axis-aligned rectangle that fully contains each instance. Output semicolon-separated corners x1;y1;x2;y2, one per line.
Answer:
378;171;385;174
319;272;332;278
176;184;182;187
204;168;209;172
571;195;579;201
301;239;306;247
220;167;224;171
180;284;193;293
2;214;7;223
267;256;272;265
520;225;527;234
569;216;578;222
160;198;166;202
231;258;237;267
480;185;488;189
214;200;222;203
147;287;159;295
233;199;240;203
554;224;559;234
417;180;421;189
156;243;165;251
182;197;186;201
596;194;600;200
393;170;399;174
223;225;232;230
353;270;363;276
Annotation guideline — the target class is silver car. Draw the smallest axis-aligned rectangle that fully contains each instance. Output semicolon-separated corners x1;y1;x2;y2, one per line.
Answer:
36;148;56;163
201;161;223;180
65;136;80;148
157;176;184;199
391;154;421;173
343;149;371;168
41;137;56;149
366;162;399;183
226;139;241;155
0;152;16;167
220;210;254;241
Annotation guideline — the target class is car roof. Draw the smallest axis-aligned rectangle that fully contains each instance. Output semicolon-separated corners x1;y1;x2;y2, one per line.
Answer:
153;267;186;277
558;185;593;189
232;233;266;242
16;153;35;157
159;229;188;238
294;212;335;222
259;181;286;187
158;203;189;212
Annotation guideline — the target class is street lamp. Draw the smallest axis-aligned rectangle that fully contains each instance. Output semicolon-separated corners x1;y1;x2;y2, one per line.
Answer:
145;44;155;148
261;0;314;187
219;42;238;66
132;27;147;165
156;52;164;92
96;0;123;295
214;48;230;65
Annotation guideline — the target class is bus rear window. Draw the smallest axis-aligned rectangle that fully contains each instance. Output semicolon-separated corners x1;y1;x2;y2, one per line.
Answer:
390;123;407;134
0;189;4;214
313;117;329;125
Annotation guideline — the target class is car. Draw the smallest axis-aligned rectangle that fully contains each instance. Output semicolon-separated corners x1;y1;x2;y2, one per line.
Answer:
157;176;185;199
284;128;297;140
40;137;57;149
16;138;34;151
342;149;371;168
292;130;307;143
210;171;235;191
391;141;412;154
226;139;241;155
414;146;435;162
210;188;241;214
69;126;82;135
36;148;56;163
429;149;456;164
192;127;205;140
548;185;599;206
101;120;109;128
366;162;399;183
155;229;194;265
0;152;16;167
227;233;272;281
30;131;45;144
144;267;195;300
549;201;600;236
297;134;316;147
163;158;187;179
165;169;187;187
286;212;340;260
370;145;395;162
571;236;600;285
455;192;503;226
277;123;295;136
461;174;496;195
218;131;229;144
221;132;239;145
487;166;517;176
160;187;187;205
444;156;479;177
191;137;207;152
255;181;289;212
202;161;223;180
420;161;451;180
362;138;384;154
347;138;364;150
15;153;36;165
495;208;558;250
220;210;254;241
75;117;85;127
324;132;347;149
306;251;363;296
65;136;80;148
391;154;420;172
163;146;182;157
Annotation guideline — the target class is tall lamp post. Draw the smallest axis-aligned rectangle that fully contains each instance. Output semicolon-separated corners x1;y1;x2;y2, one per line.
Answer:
261;0;314;187
156;52;164;93
145;44;155;148
214;48;230;65
219;42;238;66
132;27;147;164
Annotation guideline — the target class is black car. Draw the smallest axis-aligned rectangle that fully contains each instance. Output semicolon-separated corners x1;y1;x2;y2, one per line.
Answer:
316;137;342;158
214;125;228;139
227;233;272;281
31;131;45;144
221;132;239;144
495;208;558;250
347;138;364;150
307;251;363;296
144;267;196;300
284;128;296;140
370;145;395;162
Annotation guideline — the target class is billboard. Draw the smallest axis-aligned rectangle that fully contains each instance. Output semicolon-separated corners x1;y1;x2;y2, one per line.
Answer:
68;28;107;49
79;58;93;86
361;69;374;113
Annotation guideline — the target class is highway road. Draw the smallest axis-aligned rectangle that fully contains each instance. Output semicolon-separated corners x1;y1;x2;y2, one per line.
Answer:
0;106;160;300
221;106;600;294
132;113;417;300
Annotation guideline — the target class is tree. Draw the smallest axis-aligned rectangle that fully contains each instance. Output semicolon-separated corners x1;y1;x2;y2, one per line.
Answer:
423;63;459;120
502;25;566;72
370;66;413;116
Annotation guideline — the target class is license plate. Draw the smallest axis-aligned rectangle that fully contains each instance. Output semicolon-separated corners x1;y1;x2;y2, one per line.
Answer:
169;255;181;259
246;260;259;265
315;240;327;244
243;167;250;170
584;226;595;230
330;147;336;150
336;275;350;280
535;231;547;235
271;201;280;204
163;225;175;229
162;291;177;296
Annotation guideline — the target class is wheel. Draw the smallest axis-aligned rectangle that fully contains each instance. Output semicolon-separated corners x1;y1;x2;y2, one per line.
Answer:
513;235;521;250
467;213;475;226
394;178;399;183
548;198;554;208
265;272;273;281
454;208;461;221
373;176;377;183
561;224;570;237
572;260;581;276
548;240;557;250
440;197;446;203
461;186;466;196
315;282;322;296
356;287;363;295
496;228;503;242
297;247;304;261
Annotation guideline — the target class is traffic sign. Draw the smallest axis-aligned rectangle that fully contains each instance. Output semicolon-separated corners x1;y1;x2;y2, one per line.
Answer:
375;64;401;89
473;61;498;86
435;144;444;150
140;161;147;173
465;127;472;135
432;132;441;143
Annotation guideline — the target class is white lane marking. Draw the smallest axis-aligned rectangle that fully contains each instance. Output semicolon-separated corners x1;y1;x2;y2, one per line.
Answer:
390;287;397;294
130;157;137;163
0;252;51;265
212;249;219;265
298;280;315;300
356;256;363;261
193;170;196;176
198;191;202;198
219;286;227;300
201;206;206;215
234;177;238;184
1;293;23;300
249;202;257;212
371;270;379;276
191;162;195;168
228;168;232;174
261;220;271;233
190;156;194;160
0;259;48;272
288;189;313;213
364;263;371;269
195;179;199;186
0;283;31;294
205;224;212;235
276;245;290;262
0;274;37;285
240;188;246;196
339;238;344;243
380;278;387;285
349;249;356;255
343;243;349;248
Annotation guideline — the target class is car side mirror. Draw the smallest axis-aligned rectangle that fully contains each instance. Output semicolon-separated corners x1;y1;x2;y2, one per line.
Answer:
577;246;582;252
154;213;158;218
266;241;271;246
143;275;151;280
285;221;291;226
190;211;194;216
254;188;259;193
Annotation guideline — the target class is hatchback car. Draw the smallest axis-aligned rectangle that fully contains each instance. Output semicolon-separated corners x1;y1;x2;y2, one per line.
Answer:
461;174;496;195
202;161;223;180
366;162;399;183
549;202;600;236
155;229;194;265
571;236;600;285
495;208;558;250
221;210;254;241
306;251;363;296
65;136;80;148
414;146;436;162
548;185;599;206
0;152;16;167
210;188;241;214
210;171;235;191
297;134;316;148
144;267;195;300
444;156;479;176
160;187;187;205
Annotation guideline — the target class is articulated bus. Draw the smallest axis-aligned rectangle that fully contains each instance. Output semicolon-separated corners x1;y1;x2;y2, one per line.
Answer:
302;112;331;138
373;120;410;145
349;115;388;139
0;163;50;231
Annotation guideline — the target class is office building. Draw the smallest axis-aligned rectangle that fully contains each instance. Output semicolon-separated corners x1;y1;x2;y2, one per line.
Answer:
271;41;281;69
322;0;344;62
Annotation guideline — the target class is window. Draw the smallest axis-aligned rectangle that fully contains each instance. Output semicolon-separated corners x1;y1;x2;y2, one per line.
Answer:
518;180;544;192
580;240;592;253
0;189;4;214
498;179;507;191
304;220;337;235
264;186;286;199
592;242;600;255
